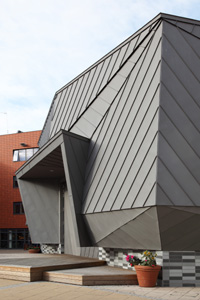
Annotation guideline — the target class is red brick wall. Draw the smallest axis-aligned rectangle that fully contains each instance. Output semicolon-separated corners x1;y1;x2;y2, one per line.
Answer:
0;130;41;228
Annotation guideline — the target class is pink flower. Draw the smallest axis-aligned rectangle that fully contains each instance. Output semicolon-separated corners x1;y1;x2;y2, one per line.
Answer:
152;265;155;267
131;255;134;259
126;255;130;262
145;259;147;262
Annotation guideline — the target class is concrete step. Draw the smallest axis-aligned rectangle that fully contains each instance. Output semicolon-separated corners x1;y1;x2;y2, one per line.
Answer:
43;265;138;286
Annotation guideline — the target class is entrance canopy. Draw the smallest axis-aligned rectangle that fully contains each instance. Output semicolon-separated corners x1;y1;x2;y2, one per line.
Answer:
16;130;91;254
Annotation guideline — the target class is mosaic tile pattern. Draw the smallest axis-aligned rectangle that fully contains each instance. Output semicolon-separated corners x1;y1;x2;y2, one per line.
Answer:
99;248;200;287
41;244;61;254
162;251;200;287
99;247;162;269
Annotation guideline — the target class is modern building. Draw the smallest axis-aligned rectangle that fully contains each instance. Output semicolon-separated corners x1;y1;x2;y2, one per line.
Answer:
0;130;41;249
16;13;200;286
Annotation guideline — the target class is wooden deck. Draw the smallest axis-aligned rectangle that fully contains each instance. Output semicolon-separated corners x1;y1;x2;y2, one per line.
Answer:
44;266;138;286
0;251;137;285
0;253;106;282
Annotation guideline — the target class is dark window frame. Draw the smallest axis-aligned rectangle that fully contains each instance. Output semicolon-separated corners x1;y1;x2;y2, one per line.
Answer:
13;148;38;162
13;202;24;215
13;176;18;188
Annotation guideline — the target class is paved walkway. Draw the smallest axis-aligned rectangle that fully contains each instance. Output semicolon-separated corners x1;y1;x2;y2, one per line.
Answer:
1;278;200;300
1;250;200;299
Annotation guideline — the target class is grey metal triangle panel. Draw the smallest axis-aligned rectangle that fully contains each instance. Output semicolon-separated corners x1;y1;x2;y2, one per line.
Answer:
157;206;200;250
96;207;161;250
84;207;149;243
172;206;200;214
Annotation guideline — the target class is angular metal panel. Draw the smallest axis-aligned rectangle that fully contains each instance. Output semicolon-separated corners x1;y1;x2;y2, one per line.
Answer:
192;25;200;38
18;178;60;244
156;157;194;206
158;207;200;250
84;207;149;243
96;207;161;249
83;30;162;212
159;108;200;182
61;133;91;249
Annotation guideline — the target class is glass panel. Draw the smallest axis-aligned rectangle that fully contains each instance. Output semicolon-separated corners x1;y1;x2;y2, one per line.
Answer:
12;241;16;248
13;176;18;188
1;233;8;240
34;148;39;154
13;150;18;161
17;232;24;241
17;241;24;248
0;241;8;248
26;148;34;160
14;203;20;214
18;150;26;161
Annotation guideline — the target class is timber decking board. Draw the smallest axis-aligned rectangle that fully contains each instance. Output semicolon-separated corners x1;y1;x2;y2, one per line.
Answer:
43;266;138;286
0;253;106;282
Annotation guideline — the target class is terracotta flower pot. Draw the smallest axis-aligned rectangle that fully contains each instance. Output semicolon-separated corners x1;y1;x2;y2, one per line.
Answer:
28;249;40;253
135;265;161;287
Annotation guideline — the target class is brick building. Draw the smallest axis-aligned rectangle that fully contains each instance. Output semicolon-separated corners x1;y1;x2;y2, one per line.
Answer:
0;130;41;249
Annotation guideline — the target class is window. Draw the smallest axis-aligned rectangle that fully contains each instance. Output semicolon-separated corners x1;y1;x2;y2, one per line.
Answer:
13;202;24;215
13;148;38;162
13;176;18;188
0;229;30;249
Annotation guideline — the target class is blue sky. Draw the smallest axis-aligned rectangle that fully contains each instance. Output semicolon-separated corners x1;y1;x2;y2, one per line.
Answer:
0;0;200;135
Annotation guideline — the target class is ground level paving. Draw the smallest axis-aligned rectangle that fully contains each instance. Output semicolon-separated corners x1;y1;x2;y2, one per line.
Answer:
1;279;200;300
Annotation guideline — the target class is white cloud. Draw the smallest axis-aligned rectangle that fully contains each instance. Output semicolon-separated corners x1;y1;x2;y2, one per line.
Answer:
0;0;199;135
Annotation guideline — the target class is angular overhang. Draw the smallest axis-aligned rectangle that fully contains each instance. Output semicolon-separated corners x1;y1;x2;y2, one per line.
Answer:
16;129;89;180
16;129;91;250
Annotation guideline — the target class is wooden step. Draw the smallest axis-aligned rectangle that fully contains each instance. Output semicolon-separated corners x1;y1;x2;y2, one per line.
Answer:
43;266;138;286
0;254;106;282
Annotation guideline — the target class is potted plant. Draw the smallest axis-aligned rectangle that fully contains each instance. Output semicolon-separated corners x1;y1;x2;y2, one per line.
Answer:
126;250;161;287
28;244;40;253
